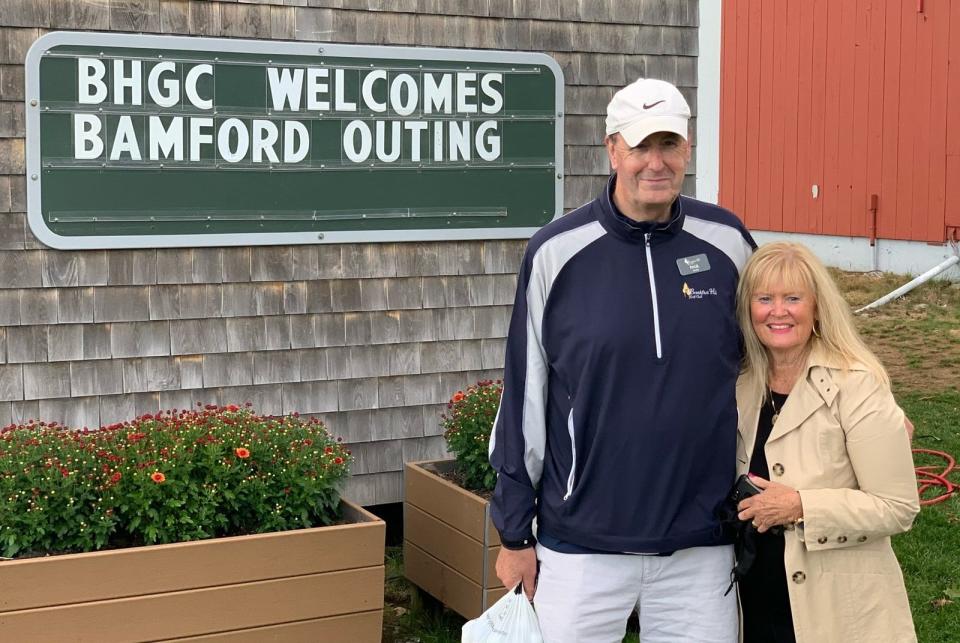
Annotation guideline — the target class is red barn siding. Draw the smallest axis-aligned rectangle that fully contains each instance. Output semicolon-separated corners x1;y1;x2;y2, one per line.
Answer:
720;0;956;243
947;1;960;235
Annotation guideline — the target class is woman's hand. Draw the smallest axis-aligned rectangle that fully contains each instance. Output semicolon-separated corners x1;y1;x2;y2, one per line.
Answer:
737;475;804;533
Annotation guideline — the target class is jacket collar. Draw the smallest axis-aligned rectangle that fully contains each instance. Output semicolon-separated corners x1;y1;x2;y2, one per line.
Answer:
597;174;686;243
737;342;852;447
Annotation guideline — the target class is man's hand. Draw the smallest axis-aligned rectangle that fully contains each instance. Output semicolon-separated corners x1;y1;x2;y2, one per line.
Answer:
495;546;538;600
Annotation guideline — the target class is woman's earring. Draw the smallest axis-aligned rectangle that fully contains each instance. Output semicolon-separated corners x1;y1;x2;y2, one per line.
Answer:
812;321;821;338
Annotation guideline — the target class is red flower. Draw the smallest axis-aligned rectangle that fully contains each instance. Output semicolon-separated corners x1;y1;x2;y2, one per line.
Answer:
333;457;344;465
110;472;122;483
59;466;70;477
452;391;465;403
235;447;251;459
150;471;166;483
324;446;333;454
226;404;239;411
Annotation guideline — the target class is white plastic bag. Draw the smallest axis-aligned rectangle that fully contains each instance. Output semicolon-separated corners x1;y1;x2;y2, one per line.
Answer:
461;585;543;643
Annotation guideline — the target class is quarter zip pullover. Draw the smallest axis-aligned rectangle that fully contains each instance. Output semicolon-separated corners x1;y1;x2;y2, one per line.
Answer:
489;177;756;553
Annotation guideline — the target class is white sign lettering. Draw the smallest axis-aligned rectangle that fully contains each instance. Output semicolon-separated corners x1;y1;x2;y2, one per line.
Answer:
72;59;507;165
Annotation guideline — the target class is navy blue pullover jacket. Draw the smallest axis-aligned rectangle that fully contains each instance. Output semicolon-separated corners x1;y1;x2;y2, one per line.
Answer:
489;178;756;553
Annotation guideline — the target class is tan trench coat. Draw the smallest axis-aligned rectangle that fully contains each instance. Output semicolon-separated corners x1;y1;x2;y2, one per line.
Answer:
736;347;920;643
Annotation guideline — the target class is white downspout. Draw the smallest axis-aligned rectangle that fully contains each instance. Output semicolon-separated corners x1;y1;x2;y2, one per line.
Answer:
855;253;960;313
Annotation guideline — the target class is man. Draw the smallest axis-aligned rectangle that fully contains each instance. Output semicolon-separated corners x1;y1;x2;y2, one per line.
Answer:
488;78;755;642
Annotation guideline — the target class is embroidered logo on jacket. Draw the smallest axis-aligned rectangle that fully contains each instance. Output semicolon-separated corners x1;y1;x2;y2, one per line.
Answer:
682;282;718;299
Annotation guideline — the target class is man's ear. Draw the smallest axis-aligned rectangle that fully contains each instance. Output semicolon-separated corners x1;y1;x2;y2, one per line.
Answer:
604;134;619;171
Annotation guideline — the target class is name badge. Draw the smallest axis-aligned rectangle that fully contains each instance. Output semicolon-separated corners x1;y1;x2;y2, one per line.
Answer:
676;254;711;276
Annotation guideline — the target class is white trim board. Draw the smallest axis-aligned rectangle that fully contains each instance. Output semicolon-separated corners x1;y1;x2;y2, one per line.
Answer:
696;0;722;204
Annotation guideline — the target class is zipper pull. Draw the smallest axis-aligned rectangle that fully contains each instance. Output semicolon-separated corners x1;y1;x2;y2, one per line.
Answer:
645;232;651;247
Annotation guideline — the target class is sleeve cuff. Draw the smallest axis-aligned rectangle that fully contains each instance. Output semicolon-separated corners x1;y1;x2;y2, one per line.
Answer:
499;534;537;550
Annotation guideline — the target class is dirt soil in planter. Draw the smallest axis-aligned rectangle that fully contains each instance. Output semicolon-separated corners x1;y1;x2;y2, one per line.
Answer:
437;467;494;501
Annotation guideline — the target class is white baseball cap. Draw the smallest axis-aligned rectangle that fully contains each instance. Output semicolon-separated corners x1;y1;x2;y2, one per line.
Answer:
605;78;691;147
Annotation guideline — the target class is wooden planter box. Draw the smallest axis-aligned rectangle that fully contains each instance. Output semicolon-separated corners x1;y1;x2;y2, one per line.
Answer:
403;459;507;620
0;500;384;642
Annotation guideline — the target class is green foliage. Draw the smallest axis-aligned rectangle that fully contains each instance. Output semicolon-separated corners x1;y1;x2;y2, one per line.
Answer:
891;390;960;642
0;404;351;558
441;380;502;493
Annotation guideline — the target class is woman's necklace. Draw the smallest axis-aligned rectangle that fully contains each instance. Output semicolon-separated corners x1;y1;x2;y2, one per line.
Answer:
769;388;780;425
768;348;808;417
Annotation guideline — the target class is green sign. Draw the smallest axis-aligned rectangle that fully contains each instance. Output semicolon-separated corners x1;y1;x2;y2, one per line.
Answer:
25;32;563;249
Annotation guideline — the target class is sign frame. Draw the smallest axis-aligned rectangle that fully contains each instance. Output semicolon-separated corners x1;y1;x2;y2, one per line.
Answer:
25;31;565;249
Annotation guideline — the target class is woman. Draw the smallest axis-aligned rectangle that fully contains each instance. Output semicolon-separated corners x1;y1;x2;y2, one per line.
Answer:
734;242;919;643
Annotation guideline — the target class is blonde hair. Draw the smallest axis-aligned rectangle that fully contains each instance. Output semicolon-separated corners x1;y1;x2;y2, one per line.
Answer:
736;242;889;401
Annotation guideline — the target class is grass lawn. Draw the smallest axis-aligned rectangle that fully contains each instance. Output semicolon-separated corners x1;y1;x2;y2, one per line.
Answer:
896;391;960;643
383;270;960;642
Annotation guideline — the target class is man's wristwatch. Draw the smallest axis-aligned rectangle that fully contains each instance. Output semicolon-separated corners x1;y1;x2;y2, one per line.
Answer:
500;535;537;550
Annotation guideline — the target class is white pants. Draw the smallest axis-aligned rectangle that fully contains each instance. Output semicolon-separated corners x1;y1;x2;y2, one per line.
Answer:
532;544;737;643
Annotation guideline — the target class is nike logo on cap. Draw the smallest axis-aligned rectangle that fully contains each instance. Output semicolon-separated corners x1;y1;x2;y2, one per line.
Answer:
643;100;665;109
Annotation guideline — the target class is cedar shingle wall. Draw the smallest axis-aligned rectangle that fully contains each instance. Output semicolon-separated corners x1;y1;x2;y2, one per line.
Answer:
0;0;698;505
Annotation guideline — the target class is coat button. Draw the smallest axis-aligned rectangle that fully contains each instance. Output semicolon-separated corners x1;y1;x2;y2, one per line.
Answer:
857;535;867;542
817;536;828;544
772;463;785;476
792;571;806;584
837;536;847;543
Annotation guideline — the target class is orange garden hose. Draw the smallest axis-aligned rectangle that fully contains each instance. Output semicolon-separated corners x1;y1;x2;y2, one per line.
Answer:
913;449;958;506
